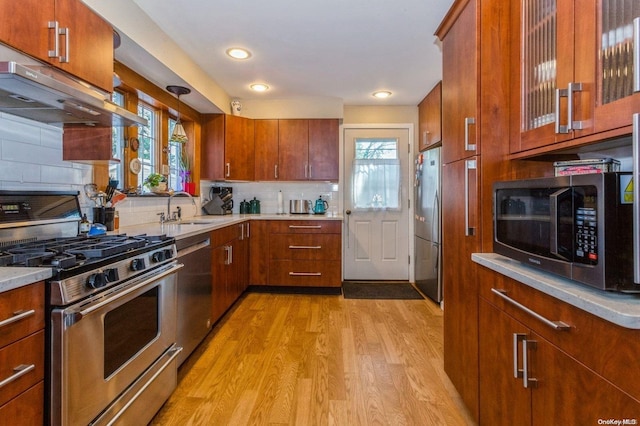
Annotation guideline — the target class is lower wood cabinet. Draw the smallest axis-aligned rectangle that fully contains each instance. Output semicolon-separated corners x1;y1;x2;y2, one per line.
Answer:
250;220;342;287
211;222;249;323
0;282;45;426
478;267;640;424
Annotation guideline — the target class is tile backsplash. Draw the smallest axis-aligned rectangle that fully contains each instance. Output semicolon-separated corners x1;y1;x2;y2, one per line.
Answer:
0;113;342;228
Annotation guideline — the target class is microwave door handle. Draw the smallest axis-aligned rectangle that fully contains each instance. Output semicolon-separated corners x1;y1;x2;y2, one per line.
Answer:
549;188;571;259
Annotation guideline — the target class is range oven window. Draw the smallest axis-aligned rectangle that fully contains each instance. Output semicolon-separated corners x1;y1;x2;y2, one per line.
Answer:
103;287;160;378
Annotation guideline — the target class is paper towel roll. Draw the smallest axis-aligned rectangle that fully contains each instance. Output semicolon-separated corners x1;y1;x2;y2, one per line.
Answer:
277;190;284;214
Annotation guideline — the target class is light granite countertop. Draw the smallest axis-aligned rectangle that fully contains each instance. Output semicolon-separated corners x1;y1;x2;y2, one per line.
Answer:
472;253;640;329
0;214;343;294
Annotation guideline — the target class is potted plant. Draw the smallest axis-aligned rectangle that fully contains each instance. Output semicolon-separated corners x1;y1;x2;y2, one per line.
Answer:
143;173;168;193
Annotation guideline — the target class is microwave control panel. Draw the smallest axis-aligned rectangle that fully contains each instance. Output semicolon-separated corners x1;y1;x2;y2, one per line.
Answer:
575;207;597;264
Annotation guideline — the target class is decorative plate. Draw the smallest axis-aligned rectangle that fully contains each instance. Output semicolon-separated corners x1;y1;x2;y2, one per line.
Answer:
129;158;142;174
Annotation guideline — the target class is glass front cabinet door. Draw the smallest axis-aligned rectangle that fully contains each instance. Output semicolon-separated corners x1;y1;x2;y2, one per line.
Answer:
513;1;639;153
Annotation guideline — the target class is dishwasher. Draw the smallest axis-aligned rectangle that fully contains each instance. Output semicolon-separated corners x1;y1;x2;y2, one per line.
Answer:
176;232;212;366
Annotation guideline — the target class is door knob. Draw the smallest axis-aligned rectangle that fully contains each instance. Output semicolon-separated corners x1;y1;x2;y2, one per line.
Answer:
345;209;351;215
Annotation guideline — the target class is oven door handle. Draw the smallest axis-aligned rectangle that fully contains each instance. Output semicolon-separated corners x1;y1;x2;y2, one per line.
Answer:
74;263;183;320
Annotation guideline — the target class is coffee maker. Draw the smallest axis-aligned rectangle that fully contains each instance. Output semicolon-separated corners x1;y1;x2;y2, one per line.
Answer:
202;186;233;215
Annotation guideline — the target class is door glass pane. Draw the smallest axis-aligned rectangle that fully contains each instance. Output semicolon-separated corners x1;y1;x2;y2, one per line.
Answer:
522;0;557;131
352;138;400;210
600;0;639;104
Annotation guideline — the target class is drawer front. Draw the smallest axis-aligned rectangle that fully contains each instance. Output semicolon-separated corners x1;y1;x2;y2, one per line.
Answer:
211;223;242;247
0;330;44;406
0;381;44;426
268;260;341;287
0;282;45;348
478;267;640;401
270;234;341;260
269;220;341;234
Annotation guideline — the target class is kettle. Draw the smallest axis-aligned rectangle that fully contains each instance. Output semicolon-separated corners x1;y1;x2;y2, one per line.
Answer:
313;196;329;214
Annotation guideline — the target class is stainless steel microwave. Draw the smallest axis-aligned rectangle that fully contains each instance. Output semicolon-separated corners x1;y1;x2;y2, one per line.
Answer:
493;172;637;293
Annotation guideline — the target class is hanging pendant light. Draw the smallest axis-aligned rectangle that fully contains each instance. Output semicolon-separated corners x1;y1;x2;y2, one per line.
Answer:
166;85;191;144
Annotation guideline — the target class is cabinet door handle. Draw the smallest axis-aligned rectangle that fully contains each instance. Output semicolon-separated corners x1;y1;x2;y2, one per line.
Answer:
289;272;322;276
464;117;476;151
633;18;639;93
0;364;35;389
513;333;526;379
47;21;59;58
274;164;278;179
289;225;322;229
633;113;640;284
491;288;571;330
555;87;569;134
308;164;312;179
224;246;232;265
522;339;538;388
288;245;321;249
225;163;231;178
567;82;583;130
304;162;309;179
0;309;35;328
58;27;70;63
246;222;250;239
464;159;476;237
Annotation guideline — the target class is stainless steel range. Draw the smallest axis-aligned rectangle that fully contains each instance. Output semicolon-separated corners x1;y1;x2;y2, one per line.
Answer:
0;191;183;426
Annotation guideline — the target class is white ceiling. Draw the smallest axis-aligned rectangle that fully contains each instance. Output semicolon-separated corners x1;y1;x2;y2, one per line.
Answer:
128;0;453;108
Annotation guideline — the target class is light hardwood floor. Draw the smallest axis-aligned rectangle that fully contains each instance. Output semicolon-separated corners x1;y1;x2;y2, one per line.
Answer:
151;291;475;425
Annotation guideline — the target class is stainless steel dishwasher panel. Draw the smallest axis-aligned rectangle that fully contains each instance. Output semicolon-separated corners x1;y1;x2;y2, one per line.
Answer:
176;233;212;365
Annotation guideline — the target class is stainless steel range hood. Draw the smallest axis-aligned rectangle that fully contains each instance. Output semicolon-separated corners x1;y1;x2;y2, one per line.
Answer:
0;61;147;127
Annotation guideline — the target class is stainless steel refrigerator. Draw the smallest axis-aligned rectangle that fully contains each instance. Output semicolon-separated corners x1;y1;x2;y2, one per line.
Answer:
414;147;441;303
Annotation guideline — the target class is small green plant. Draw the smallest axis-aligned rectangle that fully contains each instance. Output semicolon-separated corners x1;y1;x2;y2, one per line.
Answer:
143;173;167;188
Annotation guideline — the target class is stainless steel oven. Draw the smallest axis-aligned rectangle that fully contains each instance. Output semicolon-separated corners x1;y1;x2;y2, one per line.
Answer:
0;191;185;426
50;262;182;425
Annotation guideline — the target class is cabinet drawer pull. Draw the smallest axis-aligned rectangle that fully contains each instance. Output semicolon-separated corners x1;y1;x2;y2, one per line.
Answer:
491;288;570;331
0;364;35;389
288;225;322;229
288;245;321;250
0;309;36;328
289;272;322;276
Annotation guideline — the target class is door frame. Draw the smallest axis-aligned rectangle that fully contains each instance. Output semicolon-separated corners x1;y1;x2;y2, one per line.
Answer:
340;123;415;282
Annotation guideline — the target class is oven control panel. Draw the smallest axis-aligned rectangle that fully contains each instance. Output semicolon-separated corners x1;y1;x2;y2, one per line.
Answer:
49;244;176;305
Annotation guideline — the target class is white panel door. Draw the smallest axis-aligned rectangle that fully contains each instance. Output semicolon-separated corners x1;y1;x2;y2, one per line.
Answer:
343;126;411;280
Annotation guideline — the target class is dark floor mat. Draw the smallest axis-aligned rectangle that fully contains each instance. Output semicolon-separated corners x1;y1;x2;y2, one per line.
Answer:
342;281;424;300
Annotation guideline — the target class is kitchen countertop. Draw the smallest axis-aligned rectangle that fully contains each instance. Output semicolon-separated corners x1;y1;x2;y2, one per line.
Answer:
472;253;640;329
0;267;52;293
0;214;343;293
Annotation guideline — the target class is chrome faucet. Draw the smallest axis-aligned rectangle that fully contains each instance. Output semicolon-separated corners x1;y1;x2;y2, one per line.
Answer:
166;191;197;222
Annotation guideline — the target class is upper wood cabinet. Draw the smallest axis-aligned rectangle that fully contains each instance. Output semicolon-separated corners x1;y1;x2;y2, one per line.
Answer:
202;114;255;181
278;119;339;181
254;119;279;181
0;0;114;92
511;1;640;154
418;81;442;151
440;3;478;165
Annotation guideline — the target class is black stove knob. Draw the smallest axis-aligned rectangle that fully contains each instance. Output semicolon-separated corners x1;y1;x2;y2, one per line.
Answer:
151;251;165;263
105;268;119;282
163;249;173;260
87;272;108;289
131;258;146;271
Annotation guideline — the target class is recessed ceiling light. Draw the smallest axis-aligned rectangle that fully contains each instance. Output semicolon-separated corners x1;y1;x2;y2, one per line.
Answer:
226;47;251;60
250;83;269;92
373;90;392;99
